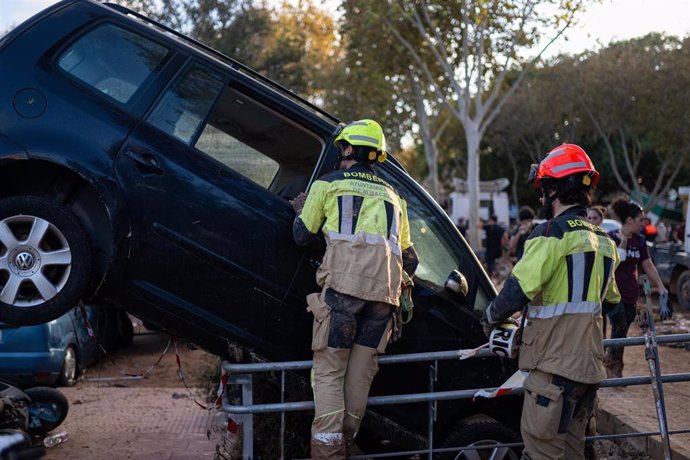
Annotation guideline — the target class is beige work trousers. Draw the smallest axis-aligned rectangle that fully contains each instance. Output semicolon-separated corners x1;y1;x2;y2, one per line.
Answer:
520;370;598;460
310;344;379;459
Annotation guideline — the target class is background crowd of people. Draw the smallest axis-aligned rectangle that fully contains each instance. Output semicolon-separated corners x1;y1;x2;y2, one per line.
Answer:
464;200;686;281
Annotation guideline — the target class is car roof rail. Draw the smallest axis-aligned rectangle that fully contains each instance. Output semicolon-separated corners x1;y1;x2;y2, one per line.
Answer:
103;2;338;125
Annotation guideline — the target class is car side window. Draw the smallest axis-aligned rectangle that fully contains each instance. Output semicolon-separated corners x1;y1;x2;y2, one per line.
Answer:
147;63;225;144
148;62;320;190
57;24;169;104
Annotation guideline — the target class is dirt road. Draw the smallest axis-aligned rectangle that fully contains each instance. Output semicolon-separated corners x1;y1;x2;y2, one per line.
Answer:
43;325;222;460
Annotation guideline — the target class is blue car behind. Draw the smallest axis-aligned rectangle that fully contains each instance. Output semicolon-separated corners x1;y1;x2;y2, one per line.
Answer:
0;306;132;387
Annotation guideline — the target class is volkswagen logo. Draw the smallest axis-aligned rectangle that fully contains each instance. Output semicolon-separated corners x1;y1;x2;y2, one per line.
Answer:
15;252;35;270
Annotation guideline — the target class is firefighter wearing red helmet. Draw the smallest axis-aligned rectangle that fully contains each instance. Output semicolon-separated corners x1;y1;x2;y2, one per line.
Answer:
482;144;621;459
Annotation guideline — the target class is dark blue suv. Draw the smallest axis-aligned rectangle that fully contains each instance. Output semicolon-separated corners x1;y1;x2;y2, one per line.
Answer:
0;0;521;451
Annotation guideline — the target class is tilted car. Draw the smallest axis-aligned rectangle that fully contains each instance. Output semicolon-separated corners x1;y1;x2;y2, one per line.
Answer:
0;0;522;452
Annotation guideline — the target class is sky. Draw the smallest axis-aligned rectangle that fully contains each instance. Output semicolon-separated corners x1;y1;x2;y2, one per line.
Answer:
2;0;690;56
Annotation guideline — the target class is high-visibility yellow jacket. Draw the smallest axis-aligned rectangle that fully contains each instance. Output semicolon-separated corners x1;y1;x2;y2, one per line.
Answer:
293;163;417;306
484;205;621;383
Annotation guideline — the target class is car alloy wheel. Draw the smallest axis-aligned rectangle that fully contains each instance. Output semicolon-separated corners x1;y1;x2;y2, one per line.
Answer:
439;417;522;460
0;214;72;306
0;196;91;326
452;439;521;460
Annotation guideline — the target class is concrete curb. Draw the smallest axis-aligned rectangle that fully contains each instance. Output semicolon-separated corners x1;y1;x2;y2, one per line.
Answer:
597;407;690;460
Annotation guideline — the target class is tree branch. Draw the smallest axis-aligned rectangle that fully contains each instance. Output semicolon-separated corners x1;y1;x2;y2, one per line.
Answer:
618;129;638;193
585;107;631;194
382;16;463;120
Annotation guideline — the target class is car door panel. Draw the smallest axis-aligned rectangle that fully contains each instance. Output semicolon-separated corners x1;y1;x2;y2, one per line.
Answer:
114;63;312;348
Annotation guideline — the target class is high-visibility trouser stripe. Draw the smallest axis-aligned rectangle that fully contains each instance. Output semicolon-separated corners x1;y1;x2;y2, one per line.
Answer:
528;301;601;319
326;231;402;257
313;432;344;445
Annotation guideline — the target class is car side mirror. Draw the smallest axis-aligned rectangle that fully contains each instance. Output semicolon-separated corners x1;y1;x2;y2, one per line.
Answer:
445;270;468;298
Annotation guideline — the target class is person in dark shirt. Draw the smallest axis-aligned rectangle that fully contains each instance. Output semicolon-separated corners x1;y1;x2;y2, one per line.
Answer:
605;198;668;378
671;221;686;244
508;206;535;261
483;215;506;276
456;217;468;238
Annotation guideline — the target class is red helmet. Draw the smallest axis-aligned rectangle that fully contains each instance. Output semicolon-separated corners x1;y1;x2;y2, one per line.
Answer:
528;144;599;188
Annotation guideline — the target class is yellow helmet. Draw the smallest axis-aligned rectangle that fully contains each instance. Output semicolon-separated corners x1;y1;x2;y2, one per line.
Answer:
334;119;388;163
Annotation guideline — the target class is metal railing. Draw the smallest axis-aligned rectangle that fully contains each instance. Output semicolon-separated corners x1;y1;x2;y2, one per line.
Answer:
218;333;690;459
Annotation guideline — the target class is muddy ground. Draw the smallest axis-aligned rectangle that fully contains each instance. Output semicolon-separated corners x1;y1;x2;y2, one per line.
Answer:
43;320;222;460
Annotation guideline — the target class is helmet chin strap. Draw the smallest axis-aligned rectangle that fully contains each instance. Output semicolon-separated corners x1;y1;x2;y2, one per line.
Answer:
335;146;355;169
541;189;555;220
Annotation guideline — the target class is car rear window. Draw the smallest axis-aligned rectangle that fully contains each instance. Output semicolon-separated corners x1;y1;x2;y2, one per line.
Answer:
57;24;169;104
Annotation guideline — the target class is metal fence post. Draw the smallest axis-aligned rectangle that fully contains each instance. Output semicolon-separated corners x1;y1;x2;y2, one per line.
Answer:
427;360;438;460
229;373;254;460
280;370;286;460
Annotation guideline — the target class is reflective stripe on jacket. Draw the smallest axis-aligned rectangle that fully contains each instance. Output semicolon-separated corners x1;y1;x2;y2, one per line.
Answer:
294;163;413;305
491;205;621;383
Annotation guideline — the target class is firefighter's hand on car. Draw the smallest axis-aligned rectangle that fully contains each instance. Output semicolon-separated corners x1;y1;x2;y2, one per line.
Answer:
290;192;308;214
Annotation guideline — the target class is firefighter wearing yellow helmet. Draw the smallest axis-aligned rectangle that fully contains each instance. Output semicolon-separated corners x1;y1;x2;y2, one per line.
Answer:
291;119;418;458
481;144;621;459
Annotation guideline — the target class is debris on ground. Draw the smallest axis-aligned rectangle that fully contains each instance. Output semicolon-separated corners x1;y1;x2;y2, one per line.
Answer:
593;439;652;459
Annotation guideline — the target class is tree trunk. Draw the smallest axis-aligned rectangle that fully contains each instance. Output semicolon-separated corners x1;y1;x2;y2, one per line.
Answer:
466;125;481;250
418;114;439;200
426;150;439;200
411;76;440;200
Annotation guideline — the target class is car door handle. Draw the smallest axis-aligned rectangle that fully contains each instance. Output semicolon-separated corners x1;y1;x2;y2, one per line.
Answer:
125;150;162;175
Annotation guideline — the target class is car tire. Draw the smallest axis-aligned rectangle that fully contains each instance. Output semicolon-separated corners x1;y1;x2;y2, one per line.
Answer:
24;386;69;437
57;346;78;387
438;416;521;460
0;196;91;326
677;270;690;310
